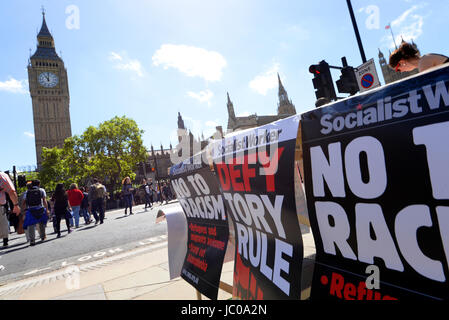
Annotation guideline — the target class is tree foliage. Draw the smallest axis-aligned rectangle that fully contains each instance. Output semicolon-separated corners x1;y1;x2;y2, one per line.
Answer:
39;116;147;193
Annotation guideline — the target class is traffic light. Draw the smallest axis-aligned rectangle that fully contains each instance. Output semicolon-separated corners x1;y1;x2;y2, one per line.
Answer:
18;175;27;188
336;66;359;96
309;61;337;101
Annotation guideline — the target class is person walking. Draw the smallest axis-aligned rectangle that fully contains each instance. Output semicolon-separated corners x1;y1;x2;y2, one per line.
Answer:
156;183;162;205
52;183;72;238
67;183;84;229
162;183;170;205
5;194;19;233
79;187;91;225
0;171;20;247
22;180;49;246
88;178;106;225
18;183;32;243
142;178;152;210
147;178;154;206
122;177;134;216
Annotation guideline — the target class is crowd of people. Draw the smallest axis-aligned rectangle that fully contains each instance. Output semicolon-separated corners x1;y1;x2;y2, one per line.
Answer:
0;171;175;248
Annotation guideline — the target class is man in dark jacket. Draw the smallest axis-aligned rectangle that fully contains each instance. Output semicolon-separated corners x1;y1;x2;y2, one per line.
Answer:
79;187;91;225
22;180;48;246
88;179;106;225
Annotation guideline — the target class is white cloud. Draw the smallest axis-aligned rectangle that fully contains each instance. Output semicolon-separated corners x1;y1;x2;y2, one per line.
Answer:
249;63;280;96
108;51;145;77
23;131;34;138
109;52;123;61
0;77;28;94
152;44;227;82
187;89;214;106
383;4;426;49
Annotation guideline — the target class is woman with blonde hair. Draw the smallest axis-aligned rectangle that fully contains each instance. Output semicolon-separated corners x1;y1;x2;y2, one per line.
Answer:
121;177;134;216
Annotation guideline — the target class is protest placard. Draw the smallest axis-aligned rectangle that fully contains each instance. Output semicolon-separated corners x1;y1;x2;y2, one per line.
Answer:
212;115;304;299
301;65;449;300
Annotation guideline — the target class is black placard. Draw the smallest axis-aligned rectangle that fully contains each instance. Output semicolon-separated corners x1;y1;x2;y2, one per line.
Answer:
170;159;229;300
301;65;449;300
212;116;303;300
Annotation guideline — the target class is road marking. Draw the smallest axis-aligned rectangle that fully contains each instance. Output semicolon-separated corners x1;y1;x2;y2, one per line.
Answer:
139;239;156;245
24;267;51;276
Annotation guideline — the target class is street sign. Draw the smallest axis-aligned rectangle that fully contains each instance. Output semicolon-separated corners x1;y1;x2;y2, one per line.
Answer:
361;73;374;88
355;58;380;92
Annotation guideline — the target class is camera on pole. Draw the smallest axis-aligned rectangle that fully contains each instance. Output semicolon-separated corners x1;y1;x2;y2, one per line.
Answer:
336;57;359;96
309;60;337;102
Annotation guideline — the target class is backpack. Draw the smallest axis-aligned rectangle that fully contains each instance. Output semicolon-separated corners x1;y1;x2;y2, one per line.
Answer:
26;187;42;207
92;183;105;200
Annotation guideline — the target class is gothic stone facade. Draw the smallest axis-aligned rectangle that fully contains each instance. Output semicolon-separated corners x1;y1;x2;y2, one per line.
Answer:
227;74;296;132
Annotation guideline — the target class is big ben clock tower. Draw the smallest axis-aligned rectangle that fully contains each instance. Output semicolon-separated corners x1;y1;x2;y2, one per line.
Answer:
28;11;72;169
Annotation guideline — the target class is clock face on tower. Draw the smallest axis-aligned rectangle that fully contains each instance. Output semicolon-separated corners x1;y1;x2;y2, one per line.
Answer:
38;72;59;88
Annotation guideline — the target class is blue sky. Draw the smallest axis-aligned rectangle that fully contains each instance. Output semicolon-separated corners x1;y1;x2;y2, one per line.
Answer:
1;0;448;171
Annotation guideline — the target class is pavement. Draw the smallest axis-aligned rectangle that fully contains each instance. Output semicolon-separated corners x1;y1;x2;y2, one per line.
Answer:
0;217;316;300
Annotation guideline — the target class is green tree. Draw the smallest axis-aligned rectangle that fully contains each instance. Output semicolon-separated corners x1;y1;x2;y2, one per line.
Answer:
39;147;73;192
39;116;147;194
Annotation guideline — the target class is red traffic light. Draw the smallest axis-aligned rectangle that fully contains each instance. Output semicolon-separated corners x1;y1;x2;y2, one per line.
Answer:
309;65;321;74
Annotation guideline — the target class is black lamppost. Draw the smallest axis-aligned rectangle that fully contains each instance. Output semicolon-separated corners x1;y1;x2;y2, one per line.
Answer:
346;0;367;64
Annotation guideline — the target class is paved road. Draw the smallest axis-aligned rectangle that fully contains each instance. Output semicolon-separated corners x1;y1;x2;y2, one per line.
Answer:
0;201;180;285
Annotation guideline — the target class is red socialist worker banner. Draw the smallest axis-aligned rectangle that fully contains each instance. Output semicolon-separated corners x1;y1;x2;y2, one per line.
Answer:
170;156;229;300
211;115;304;300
